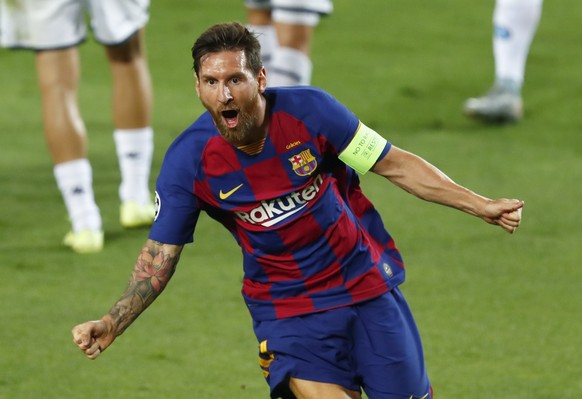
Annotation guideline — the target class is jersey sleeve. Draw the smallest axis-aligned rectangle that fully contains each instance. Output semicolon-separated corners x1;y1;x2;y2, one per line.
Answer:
148;134;201;245
303;89;391;174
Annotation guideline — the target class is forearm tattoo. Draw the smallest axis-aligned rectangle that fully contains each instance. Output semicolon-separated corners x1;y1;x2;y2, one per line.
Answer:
108;240;181;335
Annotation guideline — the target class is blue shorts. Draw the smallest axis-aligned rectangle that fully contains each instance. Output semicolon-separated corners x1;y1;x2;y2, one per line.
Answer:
254;288;432;399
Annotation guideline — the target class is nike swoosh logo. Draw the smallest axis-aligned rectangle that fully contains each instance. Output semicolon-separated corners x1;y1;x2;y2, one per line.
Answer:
219;183;244;200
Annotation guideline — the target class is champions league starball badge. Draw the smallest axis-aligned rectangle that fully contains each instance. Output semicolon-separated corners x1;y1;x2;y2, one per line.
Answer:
154;191;161;221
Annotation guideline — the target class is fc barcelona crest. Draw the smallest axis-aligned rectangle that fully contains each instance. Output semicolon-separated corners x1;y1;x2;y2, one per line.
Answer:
288;149;317;177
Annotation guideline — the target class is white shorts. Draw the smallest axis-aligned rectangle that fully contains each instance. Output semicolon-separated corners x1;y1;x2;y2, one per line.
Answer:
0;0;149;50
245;0;333;26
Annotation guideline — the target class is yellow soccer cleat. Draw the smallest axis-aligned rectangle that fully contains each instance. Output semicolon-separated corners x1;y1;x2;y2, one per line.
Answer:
63;230;104;254
120;201;155;228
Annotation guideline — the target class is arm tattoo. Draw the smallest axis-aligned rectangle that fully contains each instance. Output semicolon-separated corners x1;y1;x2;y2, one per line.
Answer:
108;240;182;335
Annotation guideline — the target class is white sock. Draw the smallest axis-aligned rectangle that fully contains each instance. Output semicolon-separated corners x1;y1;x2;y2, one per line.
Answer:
493;0;543;89
54;159;102;233
247;24;278;70
268;47;313;87
113;127;153;205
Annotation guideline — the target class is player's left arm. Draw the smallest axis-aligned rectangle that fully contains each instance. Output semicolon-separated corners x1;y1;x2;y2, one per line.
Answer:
371;145;524;234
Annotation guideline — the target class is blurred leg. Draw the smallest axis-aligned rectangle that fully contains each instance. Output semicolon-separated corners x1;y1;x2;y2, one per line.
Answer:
493;0;543;88
36;48;103;251
269;6;319;87
246;6;278;70
106;29;155;227
275;22;313;56
463;0;542;123
36;48;86;164
106;28;152;129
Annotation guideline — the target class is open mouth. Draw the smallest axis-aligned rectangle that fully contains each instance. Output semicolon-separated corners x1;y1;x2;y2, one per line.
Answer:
221;109;239;128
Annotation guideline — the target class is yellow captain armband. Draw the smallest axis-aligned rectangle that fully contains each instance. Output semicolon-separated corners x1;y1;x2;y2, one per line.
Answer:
338;122;388;175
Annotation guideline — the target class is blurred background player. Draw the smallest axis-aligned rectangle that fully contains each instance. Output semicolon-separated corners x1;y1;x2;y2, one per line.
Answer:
464;0;543;123
0;0;155;253
245;0;333;86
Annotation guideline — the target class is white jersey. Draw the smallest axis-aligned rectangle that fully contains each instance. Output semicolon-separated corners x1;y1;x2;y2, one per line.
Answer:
0;0;149;49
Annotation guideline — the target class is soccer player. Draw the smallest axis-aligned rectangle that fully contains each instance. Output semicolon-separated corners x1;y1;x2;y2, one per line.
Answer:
0;0;156;253
463;0;543;123
245;0;333;86
72;22;523;398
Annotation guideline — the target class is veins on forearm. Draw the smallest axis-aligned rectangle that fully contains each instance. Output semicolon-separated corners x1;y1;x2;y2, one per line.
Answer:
108;241;180;334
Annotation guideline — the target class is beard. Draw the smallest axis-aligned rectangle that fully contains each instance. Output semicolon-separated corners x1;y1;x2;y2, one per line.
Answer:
214;106;257;144
207;92;263;146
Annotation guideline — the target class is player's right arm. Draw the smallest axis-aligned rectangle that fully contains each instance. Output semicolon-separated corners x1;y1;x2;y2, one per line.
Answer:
371;146;523;233
72;239;184;359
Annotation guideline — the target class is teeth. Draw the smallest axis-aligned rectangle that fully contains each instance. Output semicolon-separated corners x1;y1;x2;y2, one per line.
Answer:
223;113;238;127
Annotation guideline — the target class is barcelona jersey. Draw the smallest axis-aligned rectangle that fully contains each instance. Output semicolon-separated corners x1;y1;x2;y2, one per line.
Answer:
150;87;406;321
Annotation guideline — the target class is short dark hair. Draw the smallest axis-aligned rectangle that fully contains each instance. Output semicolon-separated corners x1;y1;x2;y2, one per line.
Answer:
192;22;263;76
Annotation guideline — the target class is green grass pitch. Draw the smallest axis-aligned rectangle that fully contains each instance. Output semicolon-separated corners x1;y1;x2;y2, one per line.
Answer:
0;0;580;398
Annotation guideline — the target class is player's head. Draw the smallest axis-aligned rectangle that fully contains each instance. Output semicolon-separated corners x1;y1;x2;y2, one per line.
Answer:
192;22;268;146
192;22;263;77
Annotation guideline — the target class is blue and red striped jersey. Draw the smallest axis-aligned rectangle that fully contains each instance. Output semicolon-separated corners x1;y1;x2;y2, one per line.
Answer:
150;87;406;321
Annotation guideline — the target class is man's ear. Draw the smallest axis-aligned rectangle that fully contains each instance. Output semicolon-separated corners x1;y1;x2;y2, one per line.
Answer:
258;67;267;93
194;73;201;97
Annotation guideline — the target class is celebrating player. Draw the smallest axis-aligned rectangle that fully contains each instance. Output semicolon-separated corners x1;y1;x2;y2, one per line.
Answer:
72;22;523;399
